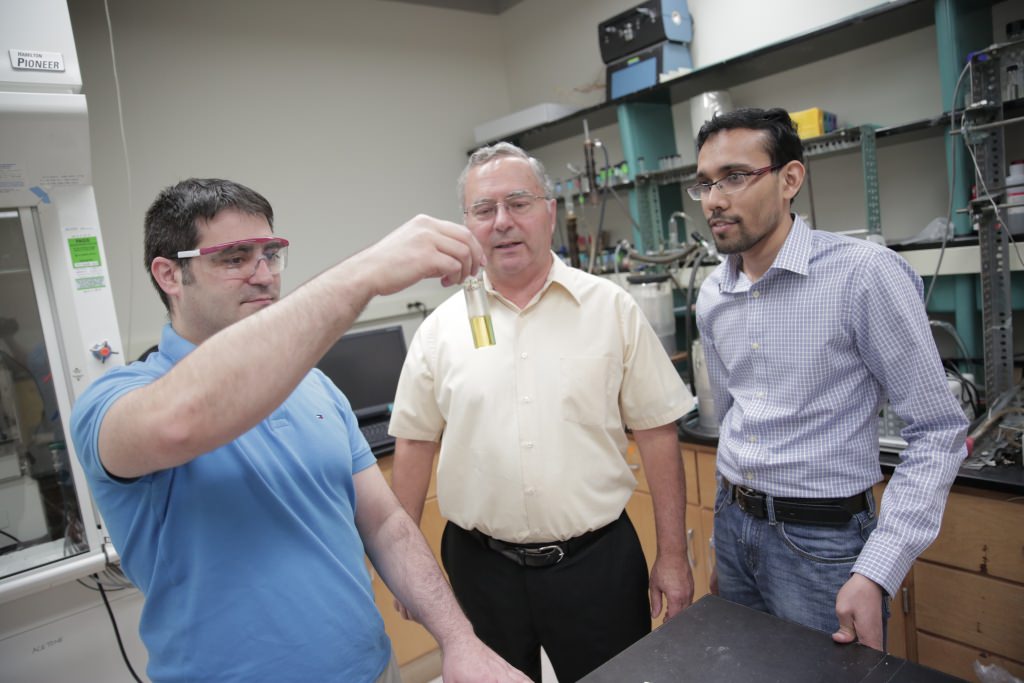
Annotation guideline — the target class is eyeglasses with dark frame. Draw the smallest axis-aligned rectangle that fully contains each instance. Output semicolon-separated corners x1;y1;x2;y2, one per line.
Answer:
686;164;784;200
464;193;548;224
176;237;290;279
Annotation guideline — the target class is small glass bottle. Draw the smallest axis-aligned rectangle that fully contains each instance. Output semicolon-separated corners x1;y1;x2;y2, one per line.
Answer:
463;276;495;348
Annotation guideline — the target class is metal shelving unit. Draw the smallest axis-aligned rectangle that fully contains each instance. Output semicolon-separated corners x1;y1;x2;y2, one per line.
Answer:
477;0;947;151
964;41;1022;402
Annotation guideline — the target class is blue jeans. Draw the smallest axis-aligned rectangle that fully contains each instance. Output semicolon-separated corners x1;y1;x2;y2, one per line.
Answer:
713;481;889;644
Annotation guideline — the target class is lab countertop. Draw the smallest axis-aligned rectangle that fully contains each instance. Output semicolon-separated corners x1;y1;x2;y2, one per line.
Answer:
879;451;1024;495
679;415;1024;496
580;595;962;682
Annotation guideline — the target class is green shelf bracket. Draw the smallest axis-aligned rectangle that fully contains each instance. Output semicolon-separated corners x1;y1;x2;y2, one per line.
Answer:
860;125;881;237
634;180;662;251
616;101;683;252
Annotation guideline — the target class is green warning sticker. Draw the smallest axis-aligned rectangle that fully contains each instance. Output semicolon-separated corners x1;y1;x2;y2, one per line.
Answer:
68;236;101;268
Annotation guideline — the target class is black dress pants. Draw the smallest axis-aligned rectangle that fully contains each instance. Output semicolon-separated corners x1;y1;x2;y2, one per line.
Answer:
440;512;650;683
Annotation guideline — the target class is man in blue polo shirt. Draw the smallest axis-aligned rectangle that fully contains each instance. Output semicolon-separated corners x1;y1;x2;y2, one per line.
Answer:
70;178;530;683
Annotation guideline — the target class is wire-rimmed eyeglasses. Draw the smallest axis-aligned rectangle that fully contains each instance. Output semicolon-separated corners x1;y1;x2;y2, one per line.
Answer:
686;164;783;200
464;193;548;224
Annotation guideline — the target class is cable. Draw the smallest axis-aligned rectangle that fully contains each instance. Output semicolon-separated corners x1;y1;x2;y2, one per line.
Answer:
607;183;645;235
93;574;145;683
929;319;972;363
944;361;980;416
925;60;970;309
961;111;1024;267
103;0;138;357
588;140;614;273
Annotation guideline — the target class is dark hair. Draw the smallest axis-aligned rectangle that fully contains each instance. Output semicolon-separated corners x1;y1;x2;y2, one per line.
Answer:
144;178;274;310
695;107;804;167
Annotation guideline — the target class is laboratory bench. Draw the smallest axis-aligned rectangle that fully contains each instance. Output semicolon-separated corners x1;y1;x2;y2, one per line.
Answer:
580;594;961;683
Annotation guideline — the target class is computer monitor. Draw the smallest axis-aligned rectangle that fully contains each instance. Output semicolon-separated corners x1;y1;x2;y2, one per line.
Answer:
316;325;407;420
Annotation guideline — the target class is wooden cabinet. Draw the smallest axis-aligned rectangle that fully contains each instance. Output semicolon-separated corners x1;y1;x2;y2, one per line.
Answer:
906;485;1024;679
872;479;1024;678
369;454;443;667
625;440;718;624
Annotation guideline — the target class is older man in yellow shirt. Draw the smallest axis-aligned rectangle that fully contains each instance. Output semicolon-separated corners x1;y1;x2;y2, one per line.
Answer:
390;143;695;683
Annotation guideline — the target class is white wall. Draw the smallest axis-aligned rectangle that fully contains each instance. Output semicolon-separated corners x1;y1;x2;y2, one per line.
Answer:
67;0;512;358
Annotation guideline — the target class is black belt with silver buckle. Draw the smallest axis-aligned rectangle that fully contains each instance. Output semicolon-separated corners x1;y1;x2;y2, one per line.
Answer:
731;484;869;526
485;538;566;567
467;513;622;568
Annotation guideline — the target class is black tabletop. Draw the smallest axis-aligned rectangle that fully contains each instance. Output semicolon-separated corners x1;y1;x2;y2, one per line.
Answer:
580;595;964;683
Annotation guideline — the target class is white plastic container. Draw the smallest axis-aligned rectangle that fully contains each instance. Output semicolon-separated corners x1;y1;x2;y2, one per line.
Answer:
691;339;718;434
627;274;676;355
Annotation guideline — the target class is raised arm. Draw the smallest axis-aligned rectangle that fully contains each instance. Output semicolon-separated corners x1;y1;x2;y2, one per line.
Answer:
98;217;483;478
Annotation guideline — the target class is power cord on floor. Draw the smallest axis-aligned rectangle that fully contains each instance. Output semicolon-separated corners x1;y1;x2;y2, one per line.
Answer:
87;572;144;683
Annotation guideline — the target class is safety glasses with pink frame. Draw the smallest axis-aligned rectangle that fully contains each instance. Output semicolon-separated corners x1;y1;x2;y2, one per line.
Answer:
176;237;289;279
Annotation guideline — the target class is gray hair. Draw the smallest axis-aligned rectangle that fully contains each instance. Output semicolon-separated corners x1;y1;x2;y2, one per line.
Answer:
457;142;553;207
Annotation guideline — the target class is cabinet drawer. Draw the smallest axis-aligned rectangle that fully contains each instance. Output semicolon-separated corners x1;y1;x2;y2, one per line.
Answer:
696;449;718;510
681;447;698;506
919;490;1024;584
701;507;715;592
914;562;1024;659
626;491;656;572
686;503;707;603
917;632;1024;682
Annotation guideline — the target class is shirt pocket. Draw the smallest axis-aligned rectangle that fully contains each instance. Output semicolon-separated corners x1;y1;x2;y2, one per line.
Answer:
560;355;615;427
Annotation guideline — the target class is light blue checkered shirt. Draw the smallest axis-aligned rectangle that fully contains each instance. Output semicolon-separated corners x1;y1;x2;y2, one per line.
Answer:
695;214;967;596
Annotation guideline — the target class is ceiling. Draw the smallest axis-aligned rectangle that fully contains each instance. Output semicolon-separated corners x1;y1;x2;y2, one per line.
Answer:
376;0;524;15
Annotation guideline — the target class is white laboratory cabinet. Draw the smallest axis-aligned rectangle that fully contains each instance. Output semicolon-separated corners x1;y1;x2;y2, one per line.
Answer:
0;2;148;680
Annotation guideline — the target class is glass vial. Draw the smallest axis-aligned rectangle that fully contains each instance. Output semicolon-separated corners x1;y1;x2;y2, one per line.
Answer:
463;276;495;348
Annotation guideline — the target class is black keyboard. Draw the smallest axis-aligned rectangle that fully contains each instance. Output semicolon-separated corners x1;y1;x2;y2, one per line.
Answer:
360;420;391;445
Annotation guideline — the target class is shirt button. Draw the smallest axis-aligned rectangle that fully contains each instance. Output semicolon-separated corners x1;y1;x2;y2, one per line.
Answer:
745;472;755;480
748;435;757;443
521;352;528;359
751;342;760;350
756;391;765;399
522;396;531;403
523;441;534;449
751;290;761;299
524;487;536;495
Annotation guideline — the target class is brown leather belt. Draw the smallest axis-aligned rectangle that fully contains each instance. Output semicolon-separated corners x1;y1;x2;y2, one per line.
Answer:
730;484;870;527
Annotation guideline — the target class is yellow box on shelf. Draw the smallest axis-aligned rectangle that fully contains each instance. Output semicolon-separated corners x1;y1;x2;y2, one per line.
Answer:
790;107;838;139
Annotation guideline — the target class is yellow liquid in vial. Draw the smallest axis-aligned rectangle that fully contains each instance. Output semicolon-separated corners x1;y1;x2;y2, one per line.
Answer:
469;315;496;348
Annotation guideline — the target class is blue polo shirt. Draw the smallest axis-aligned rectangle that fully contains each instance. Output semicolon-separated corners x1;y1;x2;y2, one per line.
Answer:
71;324;390;683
